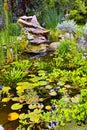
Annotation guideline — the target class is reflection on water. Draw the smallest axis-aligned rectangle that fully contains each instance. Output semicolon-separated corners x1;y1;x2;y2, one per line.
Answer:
0;102;19;130
1;102;87;130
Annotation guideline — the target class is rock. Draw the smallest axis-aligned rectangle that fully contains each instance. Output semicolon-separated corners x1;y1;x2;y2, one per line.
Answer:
25;44;48;53
30;36;48;44
18;15;44;29
17;15;50;54
49;42;60;51
27;33;34;40
59;33;73;40
24;27;49;35
77;37;87;50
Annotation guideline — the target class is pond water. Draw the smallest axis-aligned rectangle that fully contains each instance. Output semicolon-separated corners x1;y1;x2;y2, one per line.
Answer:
1;53;87;130
1;99;87;130
0;102;19;130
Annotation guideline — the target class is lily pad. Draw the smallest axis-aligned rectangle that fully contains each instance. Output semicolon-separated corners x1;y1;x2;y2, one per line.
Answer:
45;105;52;110
8;112;19;121
29;76;43;82
57;81;65;87
45;85;53;89
28;103;44;110
38;70;46;76
11;103;23;110
28;103;38;110
38;81;48;86
12;97;19;102
17;82;29;86
2;97;10;102
49;89;57;96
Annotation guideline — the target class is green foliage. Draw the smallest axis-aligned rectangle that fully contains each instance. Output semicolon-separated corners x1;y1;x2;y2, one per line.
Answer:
54;39;84;69
18;109;42;129
56;20;77;34
0;67;27;87
49;29;61;42
0;60;32;87
69;0;87;24
43;8;61;29
8;23;21;36
11;60;32;71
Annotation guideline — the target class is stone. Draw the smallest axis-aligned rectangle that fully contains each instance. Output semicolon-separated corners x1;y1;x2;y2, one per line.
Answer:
17;15;50;54
30;36;48;44
18;15;44;29
25;44;48;53
24;27;49;35
49;42;60;51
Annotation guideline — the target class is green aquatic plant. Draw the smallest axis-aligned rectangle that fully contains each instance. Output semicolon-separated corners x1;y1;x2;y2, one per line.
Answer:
18;109;42;129
11;60;32;71
11;103;23;110
54;39;85;70
1;68;28;87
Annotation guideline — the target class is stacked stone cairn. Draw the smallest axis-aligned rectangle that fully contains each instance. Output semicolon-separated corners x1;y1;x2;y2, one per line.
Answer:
17;15;50;54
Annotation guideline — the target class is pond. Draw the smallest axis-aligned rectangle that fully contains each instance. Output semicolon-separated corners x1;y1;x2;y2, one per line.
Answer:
0;49;87;130
0;101;87;130
0;102;19;130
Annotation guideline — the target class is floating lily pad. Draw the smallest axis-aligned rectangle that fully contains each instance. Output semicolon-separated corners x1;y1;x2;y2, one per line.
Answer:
38;81;48;86
28;103;38;110
71;94;81;103
11;103;23;110
37;103;44;109
17;82;29;86
45;105;52;110
49;89;57;96
29;76;43;82
45;85;53;89
2;97;10;102
65;84;72;88
8;112;19;121
12;97;19;101
57;81;65;87
28;103;44;110
28;74;35;77
38;70;46;76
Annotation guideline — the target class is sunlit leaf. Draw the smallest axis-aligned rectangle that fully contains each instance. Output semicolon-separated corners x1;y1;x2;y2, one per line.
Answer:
45;85;53;89
49;89;57;96
45;105;52;110
8;112;19;121
12;97;19;101
2;86;11;93
11;103;23;110
2;97;10;102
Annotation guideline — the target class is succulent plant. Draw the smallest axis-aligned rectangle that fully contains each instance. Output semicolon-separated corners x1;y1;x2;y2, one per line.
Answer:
56;20;77;33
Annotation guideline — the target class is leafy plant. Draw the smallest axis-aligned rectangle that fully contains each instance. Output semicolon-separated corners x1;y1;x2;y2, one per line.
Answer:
54;39;84;69
1;68;27;87
56;20;77;39
43;8;61;29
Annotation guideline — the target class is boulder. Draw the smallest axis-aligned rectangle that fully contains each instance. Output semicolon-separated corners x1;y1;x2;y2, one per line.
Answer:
49;42;60;51
25;44;48;53
18;15;50;54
